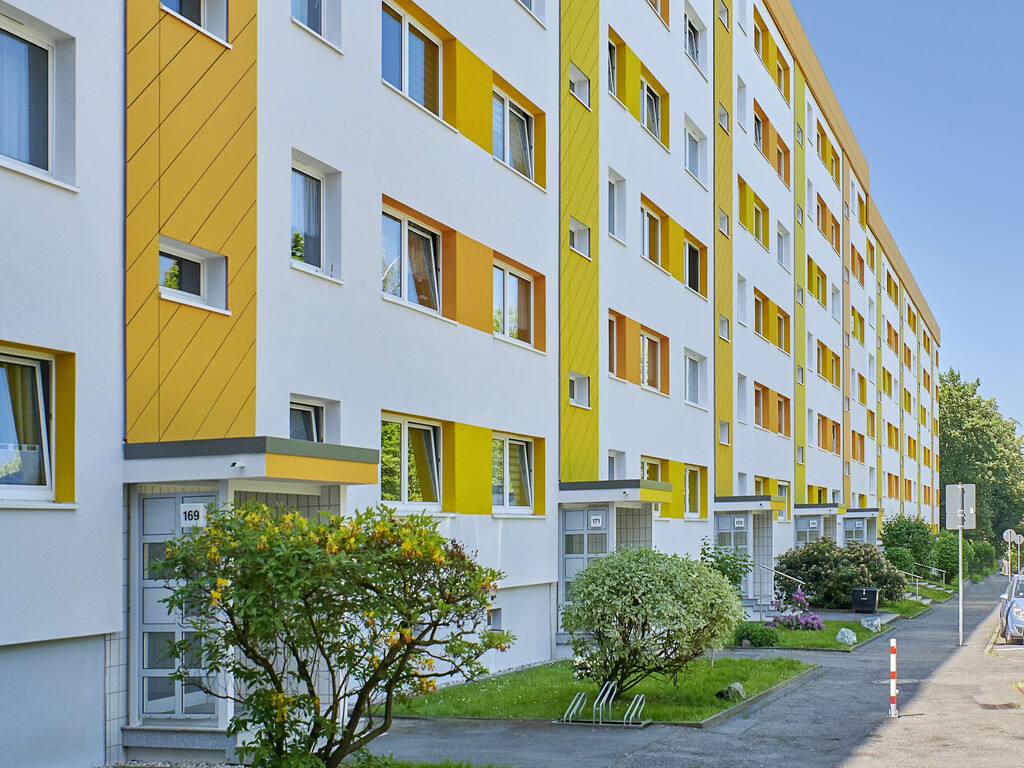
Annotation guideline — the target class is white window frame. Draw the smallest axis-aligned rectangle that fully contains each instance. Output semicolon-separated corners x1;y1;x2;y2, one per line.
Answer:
684;16;702;70
685;240;702;294
684;120;706;184
0;351;54;500
737;374;748;422
684;353;705;407
158;235;229;313
640;204;661;265
381;208;442;314
493;262;534;346
290;162;325;270
608;315;618;375
289;401;323;443
492;434;533;511
568;216;590;258
607;40;617;96
493;89;535;181
753;113;763;150
381;1;443;117
162;0;229;42
0;20;54;176
380;416;442;510
607;171;626;239
568;61;590;108
685;466;701;518
640;332;661;390
640;79;661;140
568;372;590;408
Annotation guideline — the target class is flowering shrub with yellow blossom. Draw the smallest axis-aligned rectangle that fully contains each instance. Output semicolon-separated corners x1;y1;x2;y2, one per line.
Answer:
154;501;510;768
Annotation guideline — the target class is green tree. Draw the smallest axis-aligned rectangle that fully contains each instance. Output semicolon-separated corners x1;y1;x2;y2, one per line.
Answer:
939;369;1024;543
884;546;915;574
880;516;936;566
561;547;743;696
154;502;510;768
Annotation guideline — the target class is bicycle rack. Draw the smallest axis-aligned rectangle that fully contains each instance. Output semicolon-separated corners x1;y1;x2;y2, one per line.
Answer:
562;691;587;723
593;680;618;724
623;694;646;726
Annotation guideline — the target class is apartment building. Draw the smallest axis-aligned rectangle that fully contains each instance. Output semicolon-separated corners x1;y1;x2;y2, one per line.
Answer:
0;2;125;767
0;0;940;765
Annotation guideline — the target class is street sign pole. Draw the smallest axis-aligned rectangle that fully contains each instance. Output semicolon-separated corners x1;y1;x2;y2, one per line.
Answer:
958;513;963;647
946;483;976;648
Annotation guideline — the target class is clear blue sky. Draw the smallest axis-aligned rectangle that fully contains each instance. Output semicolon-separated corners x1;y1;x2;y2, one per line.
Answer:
790;0;1024;425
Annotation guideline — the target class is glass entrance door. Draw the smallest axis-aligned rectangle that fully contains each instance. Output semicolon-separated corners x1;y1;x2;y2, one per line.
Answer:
561;505;610;604
137;493;218;721
716;513;749;595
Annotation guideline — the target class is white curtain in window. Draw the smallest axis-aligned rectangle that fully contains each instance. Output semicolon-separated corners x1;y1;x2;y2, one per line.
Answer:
492;94;505;161
291;170;321;268
0;30;30;165
381;213;402;297
407;26;439;115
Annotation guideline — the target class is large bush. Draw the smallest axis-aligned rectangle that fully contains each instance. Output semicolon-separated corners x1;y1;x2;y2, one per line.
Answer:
155;503;510;768
699;536;752;590
884;546;915;574
775;539;906;607
880;516;936;566
934;531;970;582
562;547;743;696
971;540;997;575
732;622;780;648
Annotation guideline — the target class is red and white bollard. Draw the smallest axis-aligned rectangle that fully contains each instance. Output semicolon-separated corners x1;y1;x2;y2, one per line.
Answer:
888;638;899;718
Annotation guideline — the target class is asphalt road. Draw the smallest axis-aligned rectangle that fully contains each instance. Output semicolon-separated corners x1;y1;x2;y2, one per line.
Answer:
370;575;1018;768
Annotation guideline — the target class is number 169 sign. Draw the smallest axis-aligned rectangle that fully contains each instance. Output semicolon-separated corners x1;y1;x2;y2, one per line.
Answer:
180;502;207;529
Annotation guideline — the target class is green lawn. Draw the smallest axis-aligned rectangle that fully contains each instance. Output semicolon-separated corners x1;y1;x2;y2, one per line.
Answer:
881;598;930;618
387;658;811;723
769;620;887;649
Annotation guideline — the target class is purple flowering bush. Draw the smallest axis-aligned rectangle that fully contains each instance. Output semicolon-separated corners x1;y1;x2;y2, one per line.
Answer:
765;588;824;631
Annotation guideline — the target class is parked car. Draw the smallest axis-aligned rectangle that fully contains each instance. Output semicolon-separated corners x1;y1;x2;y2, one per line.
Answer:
998;574;1024;643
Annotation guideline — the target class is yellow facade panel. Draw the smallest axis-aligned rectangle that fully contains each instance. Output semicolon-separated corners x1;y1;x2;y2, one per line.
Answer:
265;454;379;486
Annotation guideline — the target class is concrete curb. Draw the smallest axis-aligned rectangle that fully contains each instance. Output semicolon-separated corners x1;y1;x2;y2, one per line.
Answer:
385;664;822;730
725;623;894;654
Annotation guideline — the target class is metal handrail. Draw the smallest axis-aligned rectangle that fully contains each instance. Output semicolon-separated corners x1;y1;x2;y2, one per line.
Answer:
914;562;946;588
895;568;921;599
755;562;805;585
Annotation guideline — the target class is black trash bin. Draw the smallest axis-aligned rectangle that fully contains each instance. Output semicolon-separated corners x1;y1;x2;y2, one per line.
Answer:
852;587;879;613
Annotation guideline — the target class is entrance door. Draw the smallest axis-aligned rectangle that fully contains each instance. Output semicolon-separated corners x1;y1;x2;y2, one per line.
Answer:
137;493;218;721
561;505;610;604
716;513;749;596
844;517;866;545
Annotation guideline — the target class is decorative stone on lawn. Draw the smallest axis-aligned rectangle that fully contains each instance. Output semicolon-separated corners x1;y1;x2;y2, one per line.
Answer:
860;616;882;633
715;682;747;701
836;627;858;645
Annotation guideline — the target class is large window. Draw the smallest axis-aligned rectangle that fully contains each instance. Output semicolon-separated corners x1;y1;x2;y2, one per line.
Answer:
381;2;440;116
492;436;533;510
493;263;532;344
0;27;48;170
380;418;440;507
493;91;534;180
292;0;323;34
291;168;322;269
381;211;441;312
0;354;50;494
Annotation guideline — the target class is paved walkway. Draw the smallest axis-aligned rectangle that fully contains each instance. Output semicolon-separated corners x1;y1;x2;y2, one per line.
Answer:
371;576;1018;767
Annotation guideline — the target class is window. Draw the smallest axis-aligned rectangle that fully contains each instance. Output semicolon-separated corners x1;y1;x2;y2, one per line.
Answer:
293;0;322;35
685;467;701;517
568;217;590;257
718;103;729;132
163;0;228;39
492;263;532;344
718;315;730;341
719;421;730;445
736;276;748;324
289;402;323;442
641;205;661;265
608;315;617;374
486;607;502;630
753;294;764;336
685;353;705;406
684;16;703;70
291;168;322;269
752;202;764;243
492;436;533;510
608;170;626;237
641;333;660;389
381;211;441;312
684;120;706;183
493;91;534;179
737;374;748;422
777;395;790;436
641;456;661;482
736;78;747;130
718;0;729;26
753;384;763;427
0;354;51;495
753;113;763;150
382;2;440;116
607;41;617;96
776;226;791;270
568;372;590;407
380;418;440;506
640;80;661;140
568;62;590;107
158;236;228;311
718;209;730;236
0;26;48;170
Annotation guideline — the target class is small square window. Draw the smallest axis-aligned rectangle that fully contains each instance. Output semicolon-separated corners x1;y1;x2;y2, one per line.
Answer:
797;205;804;226
290;402;323;442
718;315;729;341
608;170;626;238
568;62;590;108
163;0;228;40
569;217;590;257
568;371;590;407
487;607;502;631
718;0;729;26
718;104;729;132
719;421;730;445
158;236;228;311
685;353;705;406
718;209;730;236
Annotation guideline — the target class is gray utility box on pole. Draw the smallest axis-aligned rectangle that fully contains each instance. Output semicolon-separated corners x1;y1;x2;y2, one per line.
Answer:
945;484;976;530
